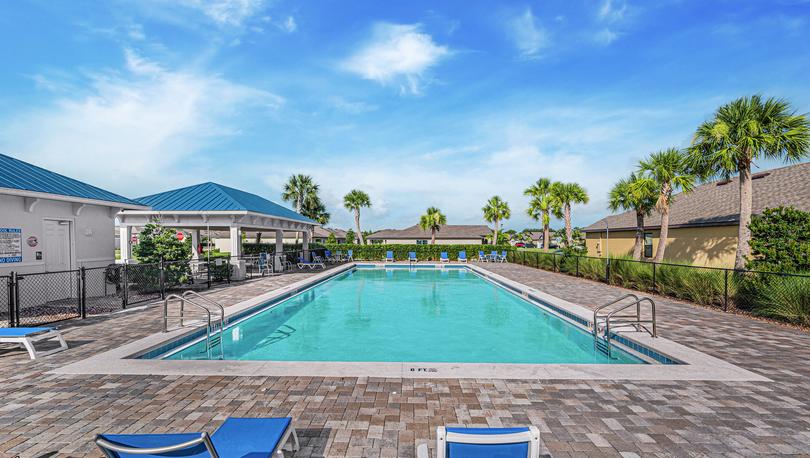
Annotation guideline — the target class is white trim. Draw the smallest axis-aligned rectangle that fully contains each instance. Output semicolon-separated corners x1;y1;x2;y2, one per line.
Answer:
118;210;316;228
0;187;147;210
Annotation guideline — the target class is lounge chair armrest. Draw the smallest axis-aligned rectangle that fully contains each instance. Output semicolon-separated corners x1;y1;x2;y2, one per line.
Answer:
416;442;430;458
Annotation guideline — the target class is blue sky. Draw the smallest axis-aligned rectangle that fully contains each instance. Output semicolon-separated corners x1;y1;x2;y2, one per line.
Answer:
1;0;809;231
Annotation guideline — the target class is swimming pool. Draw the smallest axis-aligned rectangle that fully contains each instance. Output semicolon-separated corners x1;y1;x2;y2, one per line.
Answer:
162;266;644;364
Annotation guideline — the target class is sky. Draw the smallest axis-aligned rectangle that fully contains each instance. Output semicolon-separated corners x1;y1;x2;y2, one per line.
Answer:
1;0;810;232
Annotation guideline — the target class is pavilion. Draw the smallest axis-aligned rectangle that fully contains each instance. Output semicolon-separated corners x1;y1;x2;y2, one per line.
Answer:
117;182;317;279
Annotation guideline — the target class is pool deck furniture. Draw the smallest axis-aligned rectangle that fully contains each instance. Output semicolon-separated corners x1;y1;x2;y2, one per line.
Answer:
477;251;488;262
95;417;299;458
324;249;336;263
440;252;449;263
385;251;394;262
409;251;418;263
417;426;541;458
0;327;68;360
457;251;468;263
498;250;508;262
297;256;325;269
346;250;354;261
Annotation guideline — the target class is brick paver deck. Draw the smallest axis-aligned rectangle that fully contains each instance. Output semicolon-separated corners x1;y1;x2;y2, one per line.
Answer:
1;263;809;457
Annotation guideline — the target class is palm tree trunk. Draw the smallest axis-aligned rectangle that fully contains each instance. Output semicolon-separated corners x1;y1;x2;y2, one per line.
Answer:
493;219;499;246
354;210;362;245
735;161;753;270
431;229;436;244
543;211;550;250
294;197;302;246
633;210;644;260
654;204;669;262
564;204;573;247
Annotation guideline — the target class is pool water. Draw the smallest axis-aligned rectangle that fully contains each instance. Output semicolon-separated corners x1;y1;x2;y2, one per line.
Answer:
164;267;642;364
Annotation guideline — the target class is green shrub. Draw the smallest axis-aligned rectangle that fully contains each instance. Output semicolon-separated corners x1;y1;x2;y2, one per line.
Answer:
608;258;653;291
745;274;810;326
655;264;725;306
747;206;810;273
323;244;513;261
241;242;325;255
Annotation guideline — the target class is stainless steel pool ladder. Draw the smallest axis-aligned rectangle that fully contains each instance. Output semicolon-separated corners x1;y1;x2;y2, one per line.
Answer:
592;294;656;357
163;291;226;359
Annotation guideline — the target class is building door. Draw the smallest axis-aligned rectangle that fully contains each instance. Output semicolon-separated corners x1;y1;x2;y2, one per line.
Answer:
43;219;74;303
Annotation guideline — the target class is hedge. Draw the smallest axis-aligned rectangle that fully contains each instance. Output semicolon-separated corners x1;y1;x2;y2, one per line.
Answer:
323;244;513;261
241;242;325;255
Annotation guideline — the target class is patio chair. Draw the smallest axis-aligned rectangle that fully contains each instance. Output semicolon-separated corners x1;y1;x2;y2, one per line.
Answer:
491;250;499;262
439;252;449;263
347;249;354;262
324;249;335;263
409;251;418;263
297;256;325;269
478;251;488;262
417;426;541;458
0;327;68;360
96;417;299;458
499;250;509;263
385;251;394;262
457;251;467;263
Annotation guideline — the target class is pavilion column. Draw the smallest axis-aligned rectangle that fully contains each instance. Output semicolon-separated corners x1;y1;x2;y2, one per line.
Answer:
119;225;132;263
190;229;200;261
274;230;284;271
229;226;245;280
302;229;310;261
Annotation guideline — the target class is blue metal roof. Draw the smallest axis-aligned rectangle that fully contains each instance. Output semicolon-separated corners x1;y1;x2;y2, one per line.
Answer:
0;153;144;207
136;182;315;224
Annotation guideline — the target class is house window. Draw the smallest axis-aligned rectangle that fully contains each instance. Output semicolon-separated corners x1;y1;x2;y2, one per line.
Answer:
416;239;428;245
644;233;653;258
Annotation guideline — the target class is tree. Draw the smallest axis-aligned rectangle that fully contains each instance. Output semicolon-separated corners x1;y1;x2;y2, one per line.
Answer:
345;229;356;245
325;233;337;244
608;172;658;260
282;174;321;245
637;148;695;262
747;207;810;273
132;222;191;285
688;95;810;269
551;182;589;248
524;178;558;250
343;189;372;244
419;207;446;244
482;196;511;245
302;195;330;225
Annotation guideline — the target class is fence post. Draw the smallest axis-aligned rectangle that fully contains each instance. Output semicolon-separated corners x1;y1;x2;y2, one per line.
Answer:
576;256;580;277
80;267;87;319
159;259;166;300
122;264;129;309
9;272;16;327
207;260;211;289
552;253;557;272
723;269;729;312
605;258;610;283
652;262;657;293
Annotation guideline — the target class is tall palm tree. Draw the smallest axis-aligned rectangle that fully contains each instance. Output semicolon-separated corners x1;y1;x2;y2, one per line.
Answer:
524;178;558;250
482;196;511;245
688;95;810;269
550;182;589;248
608;172;658;260
281;174;320;245
419;207;446;244
637;148;695;262
343;189;372;245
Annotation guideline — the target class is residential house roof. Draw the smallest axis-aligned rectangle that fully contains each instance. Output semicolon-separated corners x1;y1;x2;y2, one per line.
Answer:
367;224;493;240
0;153;145;207
136;182;315;224
584;162;810;232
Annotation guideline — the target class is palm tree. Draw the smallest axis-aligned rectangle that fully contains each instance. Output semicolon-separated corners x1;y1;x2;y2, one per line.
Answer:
419;207;446;244
524;178;558;250
688;95;810;269
550;182;589;248
637;148;695;262
482;196;511;245
281;174;320;245
608;172;658;260
343;189;372;245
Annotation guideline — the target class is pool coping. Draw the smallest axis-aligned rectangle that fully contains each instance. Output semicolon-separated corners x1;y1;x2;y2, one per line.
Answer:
52;262;770;381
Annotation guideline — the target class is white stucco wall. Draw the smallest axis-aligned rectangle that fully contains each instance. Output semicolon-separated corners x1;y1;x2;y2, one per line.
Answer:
0;194;117;275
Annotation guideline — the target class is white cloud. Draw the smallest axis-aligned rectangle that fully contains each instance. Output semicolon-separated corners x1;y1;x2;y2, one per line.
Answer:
1;49;283;197
594;28;619;45
176;0;264;26
281;16;296;33
328;96;378;114
508;8;550;59
341;23;450;95
598;0;627;23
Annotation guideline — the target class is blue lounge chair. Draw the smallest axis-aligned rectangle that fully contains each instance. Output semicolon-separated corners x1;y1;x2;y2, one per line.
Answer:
457;251;467;263
347;249;354;261
409;251;418;263
0;327;68;360
439;252;449;263
385;250;394;262
96;417;299;458
324;249;335;262
297;256;325;269
491;250;499;262
499;250;509;263
417;426;541;458
478;251;488;262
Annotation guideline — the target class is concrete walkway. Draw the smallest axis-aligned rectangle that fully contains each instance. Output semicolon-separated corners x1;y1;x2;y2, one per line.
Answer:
0;263;809;456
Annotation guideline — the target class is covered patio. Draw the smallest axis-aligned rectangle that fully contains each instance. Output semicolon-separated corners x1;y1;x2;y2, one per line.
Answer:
117;182;317;279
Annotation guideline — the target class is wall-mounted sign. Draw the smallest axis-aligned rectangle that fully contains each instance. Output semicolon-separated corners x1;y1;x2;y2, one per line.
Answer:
176;231;185;241
0;228;23;263
27;236;38;247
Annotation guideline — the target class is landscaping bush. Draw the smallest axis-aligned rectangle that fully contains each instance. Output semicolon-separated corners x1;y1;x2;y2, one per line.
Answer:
745;274;810;326
242;242;325;255
323;244;513;261
747;206;810;273
608;258;654;292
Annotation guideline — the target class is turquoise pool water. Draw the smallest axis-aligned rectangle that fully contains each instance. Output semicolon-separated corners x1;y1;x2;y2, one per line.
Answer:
164;267;642;364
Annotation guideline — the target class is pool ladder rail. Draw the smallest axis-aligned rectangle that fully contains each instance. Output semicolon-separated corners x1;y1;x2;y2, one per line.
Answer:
592;294;657;358
163;291;226;360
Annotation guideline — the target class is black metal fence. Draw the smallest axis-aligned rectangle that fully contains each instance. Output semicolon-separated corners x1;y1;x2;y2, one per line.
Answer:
508;250;810;325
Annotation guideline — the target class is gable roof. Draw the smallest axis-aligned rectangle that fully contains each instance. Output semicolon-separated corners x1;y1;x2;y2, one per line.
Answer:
0;153;144;207
136;182;315;224
367;224;492;240
584;162;810;232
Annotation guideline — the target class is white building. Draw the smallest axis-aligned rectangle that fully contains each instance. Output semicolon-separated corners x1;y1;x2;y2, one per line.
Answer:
366;224;493;245
0;153;147;276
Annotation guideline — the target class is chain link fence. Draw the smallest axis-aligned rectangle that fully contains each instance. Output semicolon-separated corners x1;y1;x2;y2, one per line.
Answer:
15;270;81;326
1;275;10;327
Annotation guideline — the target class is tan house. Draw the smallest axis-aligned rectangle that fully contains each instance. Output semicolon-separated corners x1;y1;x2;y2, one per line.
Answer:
583;162;810;267
367;224;493;245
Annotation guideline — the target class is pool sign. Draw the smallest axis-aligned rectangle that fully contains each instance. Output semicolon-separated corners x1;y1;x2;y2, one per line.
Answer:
176;231;185;241
0;228;23;263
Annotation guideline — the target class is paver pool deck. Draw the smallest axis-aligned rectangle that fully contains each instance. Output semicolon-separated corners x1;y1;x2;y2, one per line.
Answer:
1;262;809;457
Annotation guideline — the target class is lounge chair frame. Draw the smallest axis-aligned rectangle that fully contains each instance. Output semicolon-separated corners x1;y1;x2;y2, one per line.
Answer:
417;426;541;458
0;328;68;360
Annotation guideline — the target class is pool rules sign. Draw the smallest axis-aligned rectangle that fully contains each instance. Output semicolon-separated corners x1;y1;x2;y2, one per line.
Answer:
0;228;23;263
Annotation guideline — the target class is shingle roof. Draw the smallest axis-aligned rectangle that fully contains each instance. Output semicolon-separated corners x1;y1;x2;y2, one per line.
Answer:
367;224;492;240
136;182;315;224
0;153;144;207
584;162;810;232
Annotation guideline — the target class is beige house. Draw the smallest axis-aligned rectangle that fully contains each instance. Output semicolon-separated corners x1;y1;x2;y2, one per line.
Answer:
367;224;493;245
584;162;810;267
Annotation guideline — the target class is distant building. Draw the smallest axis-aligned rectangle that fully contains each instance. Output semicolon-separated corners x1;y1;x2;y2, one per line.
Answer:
583;162;810;267
366;224;493;245
0;153;146;275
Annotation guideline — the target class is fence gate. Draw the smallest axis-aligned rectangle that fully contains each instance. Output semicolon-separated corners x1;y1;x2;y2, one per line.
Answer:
15;270;81;326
